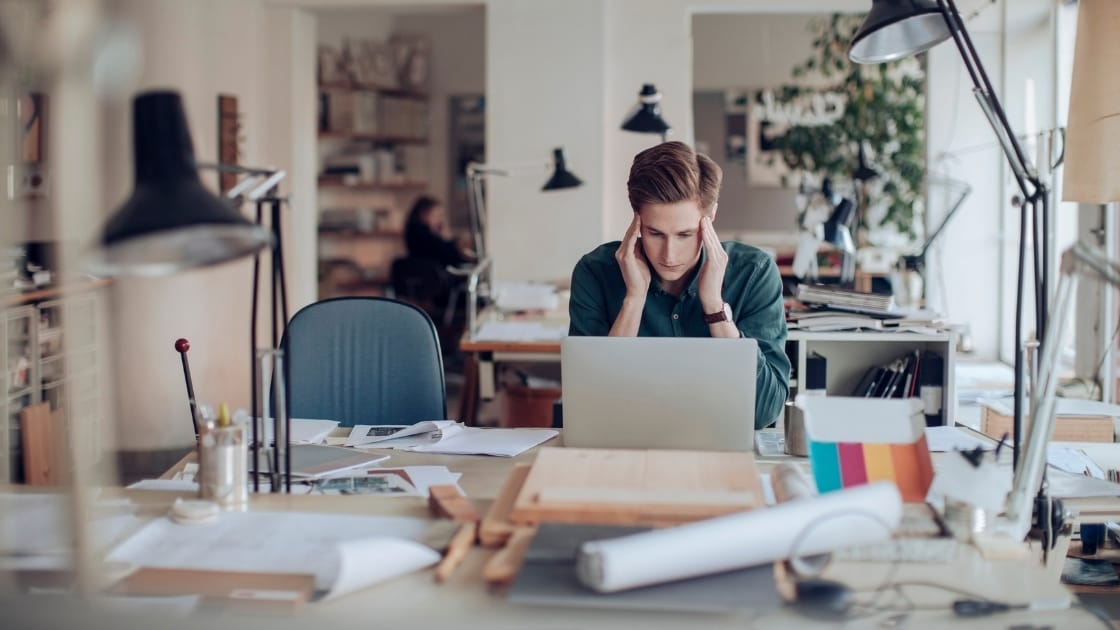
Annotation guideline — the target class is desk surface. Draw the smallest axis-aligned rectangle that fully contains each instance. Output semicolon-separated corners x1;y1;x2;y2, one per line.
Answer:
119;435;1114;628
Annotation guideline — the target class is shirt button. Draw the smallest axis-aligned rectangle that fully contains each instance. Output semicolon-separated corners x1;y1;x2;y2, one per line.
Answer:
672;314;679;320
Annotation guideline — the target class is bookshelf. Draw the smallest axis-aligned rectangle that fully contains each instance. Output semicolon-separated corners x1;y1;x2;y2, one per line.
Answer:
317;81;432;299
786;329;957;425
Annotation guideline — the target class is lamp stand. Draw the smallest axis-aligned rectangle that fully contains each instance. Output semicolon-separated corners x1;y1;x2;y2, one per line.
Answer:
249;194;291;493
937;0;1050;475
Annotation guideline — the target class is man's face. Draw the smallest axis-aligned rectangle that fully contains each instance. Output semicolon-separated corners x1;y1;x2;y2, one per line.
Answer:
637;200;706;285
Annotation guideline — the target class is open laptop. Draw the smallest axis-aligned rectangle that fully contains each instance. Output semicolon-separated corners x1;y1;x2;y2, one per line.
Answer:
561;337;758;451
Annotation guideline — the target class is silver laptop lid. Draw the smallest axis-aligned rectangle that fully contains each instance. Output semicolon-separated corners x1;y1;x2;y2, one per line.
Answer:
561;337;758;451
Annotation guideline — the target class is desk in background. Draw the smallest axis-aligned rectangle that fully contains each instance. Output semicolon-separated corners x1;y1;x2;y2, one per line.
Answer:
457;308;565;426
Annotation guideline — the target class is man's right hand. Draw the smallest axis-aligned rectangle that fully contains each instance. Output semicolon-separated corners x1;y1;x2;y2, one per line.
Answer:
615;214;651;298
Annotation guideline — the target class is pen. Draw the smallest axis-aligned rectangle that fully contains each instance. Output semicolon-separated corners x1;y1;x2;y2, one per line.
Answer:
435;521;477;583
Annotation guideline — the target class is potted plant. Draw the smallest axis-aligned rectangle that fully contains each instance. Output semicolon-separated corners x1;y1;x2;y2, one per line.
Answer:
770;14;926;247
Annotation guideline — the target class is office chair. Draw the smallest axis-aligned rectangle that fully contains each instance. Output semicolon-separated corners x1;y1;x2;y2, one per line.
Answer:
280;297;446;427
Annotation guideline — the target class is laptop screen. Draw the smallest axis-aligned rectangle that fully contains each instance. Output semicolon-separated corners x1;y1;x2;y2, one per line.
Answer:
561;337;758;451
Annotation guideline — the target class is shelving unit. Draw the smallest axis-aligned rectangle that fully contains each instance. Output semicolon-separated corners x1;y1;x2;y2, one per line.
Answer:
1;282;106;483
785;329;957;425
317;80;432;299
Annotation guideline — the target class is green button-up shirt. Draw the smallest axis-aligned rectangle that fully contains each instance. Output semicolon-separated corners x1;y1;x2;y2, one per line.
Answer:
568;240;790;428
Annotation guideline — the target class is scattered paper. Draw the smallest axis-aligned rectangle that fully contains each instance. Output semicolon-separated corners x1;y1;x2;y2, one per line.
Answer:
406;427;558;457
0;493;143;570
107;512;433;594
1047;446;1106;479
924;426;995;452
1048;469;1120;499
345;421;462;448
128;479;200;492
474;321;567;342
493;282;560;312
259;418;340;445
313;473;418;496
326;538;440;600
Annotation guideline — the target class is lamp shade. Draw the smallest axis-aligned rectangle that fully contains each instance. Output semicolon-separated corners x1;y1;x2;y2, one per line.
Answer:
1062;0;1120;204
849;0;952;64
541;148;583;191
621;84;671;135
86;91;269;277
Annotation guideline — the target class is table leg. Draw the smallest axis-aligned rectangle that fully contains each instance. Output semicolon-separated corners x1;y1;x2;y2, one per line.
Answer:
459;353;480;426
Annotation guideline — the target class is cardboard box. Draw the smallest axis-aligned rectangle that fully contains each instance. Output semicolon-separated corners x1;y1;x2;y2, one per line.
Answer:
981;404;1114;443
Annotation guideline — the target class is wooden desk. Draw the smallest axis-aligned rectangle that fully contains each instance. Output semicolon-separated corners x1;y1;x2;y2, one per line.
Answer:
118;436;1110;628
458;309;566;426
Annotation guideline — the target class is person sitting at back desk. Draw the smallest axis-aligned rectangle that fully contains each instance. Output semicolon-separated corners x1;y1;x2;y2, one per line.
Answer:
568;141;790;428
404;195;472;268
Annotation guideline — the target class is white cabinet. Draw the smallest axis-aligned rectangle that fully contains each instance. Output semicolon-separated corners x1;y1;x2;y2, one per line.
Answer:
785;330;957;426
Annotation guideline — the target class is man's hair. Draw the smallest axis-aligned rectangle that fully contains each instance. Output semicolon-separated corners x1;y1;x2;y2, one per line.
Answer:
626;141;722;213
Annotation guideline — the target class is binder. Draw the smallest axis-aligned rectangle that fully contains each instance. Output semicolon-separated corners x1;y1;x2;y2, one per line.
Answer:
917;351;945;426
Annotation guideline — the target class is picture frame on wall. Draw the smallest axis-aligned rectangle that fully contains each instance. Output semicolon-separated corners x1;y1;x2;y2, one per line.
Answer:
747;109;791;188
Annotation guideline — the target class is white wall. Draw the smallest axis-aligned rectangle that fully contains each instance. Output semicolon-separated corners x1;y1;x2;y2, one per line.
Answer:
691;13;826;234
101;0;315;451
486;0;605;283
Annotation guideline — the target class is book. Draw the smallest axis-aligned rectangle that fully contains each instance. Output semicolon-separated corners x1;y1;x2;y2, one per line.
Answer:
980;400;1115;443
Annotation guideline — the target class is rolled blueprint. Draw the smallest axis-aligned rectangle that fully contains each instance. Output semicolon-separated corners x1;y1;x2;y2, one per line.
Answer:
575;481;901;593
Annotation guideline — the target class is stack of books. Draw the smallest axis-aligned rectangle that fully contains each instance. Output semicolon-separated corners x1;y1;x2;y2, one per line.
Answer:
850;349;945;426
796;284;896;317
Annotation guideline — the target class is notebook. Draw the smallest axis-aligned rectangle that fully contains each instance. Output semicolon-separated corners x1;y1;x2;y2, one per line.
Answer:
561;337;757;451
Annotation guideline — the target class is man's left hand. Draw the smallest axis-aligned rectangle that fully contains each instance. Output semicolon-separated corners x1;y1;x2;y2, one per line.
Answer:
697;216;728;312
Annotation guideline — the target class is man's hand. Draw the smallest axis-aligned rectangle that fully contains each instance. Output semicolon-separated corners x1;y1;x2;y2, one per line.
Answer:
615;214;651;299
697;216;728;312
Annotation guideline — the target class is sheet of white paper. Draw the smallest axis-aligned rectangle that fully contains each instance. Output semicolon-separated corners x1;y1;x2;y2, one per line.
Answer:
258;418;339;445
391;466;464;496
99;595;201;618
576;482;902;592
0;493;139;555
128;479;200;492
345;421;461;447
325;538;440;600
1047;446;1106;479
1048;469;1120;498
760;473;776;506
492;282;560;312
473;321;567;342
107;511;431;589
406;428;558;457
924;426;995;452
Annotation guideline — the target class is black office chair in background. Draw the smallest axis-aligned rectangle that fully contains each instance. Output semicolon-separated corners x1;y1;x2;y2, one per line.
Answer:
280;297;446;427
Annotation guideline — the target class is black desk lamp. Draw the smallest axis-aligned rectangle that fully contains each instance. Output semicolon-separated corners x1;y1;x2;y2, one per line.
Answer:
850;0;1050;476
621;83;671;142
86;91;270;275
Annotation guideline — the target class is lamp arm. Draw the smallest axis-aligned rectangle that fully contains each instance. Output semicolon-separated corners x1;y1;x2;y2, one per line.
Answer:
1000;244;1120;540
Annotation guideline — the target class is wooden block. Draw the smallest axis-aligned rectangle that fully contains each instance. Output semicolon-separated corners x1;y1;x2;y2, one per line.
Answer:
482;525;536;587
20;403;57;486
434;521;477;583
480;463;532;548
428;484;480;523
510;448;763;527
982;405;1114;443
111;567;315;612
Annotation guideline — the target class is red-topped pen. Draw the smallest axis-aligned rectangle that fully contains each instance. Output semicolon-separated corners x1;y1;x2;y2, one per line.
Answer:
174;338;201;439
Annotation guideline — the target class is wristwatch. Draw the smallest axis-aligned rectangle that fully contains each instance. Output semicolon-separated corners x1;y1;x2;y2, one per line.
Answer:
703;302;733;324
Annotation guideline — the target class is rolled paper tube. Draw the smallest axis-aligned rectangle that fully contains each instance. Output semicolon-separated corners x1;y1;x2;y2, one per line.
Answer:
575;481;902;593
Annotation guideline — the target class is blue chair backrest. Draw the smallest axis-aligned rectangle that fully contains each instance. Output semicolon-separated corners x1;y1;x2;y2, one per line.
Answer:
280;297;446;427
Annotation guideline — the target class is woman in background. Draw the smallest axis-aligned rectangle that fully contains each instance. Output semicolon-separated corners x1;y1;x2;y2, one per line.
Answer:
404;195;472;267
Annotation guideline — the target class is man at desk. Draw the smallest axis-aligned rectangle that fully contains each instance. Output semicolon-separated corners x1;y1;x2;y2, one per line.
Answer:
568;141;789;428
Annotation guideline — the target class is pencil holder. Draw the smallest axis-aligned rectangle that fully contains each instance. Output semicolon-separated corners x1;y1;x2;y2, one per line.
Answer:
198;422;248;509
